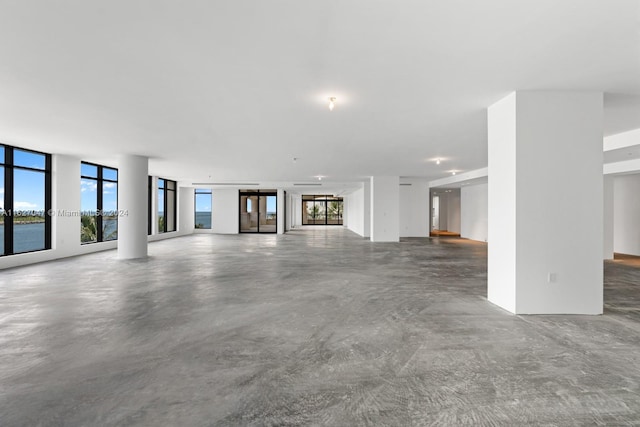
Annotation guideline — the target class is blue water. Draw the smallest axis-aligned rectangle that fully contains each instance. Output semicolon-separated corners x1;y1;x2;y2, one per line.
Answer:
195;211;211;229
0;222;46;254
103;218;118;240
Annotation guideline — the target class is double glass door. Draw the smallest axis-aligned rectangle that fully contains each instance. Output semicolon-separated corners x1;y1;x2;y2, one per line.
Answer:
302;195;343;225
239;191;277;233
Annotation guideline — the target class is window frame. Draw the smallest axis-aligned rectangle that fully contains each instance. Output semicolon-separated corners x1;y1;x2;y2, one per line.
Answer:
1;144;52;256
194;188;212;230
302;195;343;226
80;161;118;244
158;178;177;233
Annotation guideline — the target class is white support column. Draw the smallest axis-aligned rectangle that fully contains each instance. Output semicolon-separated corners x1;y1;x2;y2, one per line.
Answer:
370;176;400;242
488;91;603;314
52;155;81;256
363;179;371;238
118;155;148;259
277;189;285;234
150;176;158;235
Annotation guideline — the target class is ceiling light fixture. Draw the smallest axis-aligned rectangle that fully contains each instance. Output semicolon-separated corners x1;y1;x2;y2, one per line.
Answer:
436;158;441;165
328;97;336;111
452;171;456;176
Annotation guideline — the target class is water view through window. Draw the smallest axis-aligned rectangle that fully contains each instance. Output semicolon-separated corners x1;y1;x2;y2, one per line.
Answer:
1;145;51;256
195;189;212;229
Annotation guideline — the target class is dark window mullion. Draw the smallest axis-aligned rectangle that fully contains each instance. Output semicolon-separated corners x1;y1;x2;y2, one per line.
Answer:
4;148;14;255
44;154;52;250
96;166;104;242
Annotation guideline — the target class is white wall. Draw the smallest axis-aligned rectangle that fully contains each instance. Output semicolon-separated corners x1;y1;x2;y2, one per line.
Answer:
488;93;518;313
179;187;195;235
370;176;399;242
436;192;448;231
211;189;239;234
277;189;285;234
346;186;365;237
603;176;614;259
399;182;429;237
286;192;293;231
446;190;460;233
461;183;488;242
290;194;302;228
363;180;371;238
613;174;640;256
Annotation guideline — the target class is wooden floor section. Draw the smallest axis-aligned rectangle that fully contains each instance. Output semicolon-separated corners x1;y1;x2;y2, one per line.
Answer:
430;229;461;237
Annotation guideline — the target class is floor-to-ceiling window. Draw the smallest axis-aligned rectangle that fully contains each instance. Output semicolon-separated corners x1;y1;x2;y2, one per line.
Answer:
302;195;343;225
158;178;177;233
1;144;51;256
80;162;118;243
239;190;277;233
195;189;212;229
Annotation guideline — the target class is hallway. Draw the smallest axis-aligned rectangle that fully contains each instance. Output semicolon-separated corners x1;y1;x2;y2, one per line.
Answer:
1;229;640;425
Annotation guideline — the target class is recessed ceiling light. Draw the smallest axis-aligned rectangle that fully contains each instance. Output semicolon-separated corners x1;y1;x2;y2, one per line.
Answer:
436;158;441;165
328;97;336;111
452;172;456;175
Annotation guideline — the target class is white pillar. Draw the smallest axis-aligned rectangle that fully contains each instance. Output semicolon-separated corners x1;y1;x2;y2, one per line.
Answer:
370;176;400;242
363;179;371;238
488;91;603;314
118;155;148;259
52;155;81;255
603;175;614;260
277;189;285;234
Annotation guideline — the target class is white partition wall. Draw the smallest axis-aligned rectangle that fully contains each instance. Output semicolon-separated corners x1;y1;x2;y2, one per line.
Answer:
603;176;614;260
211;189;239;234
461;183;488;242
488;91;603;315
52;155;81;256
370;176;399;242
346;186;365;237
277;189;285;234
399;182;429;237
613;174;640;256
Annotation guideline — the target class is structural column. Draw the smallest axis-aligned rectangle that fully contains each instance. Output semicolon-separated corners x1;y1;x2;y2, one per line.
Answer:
118;155;148;259
370;176;399;242
363;179;371;238
488;91;603;314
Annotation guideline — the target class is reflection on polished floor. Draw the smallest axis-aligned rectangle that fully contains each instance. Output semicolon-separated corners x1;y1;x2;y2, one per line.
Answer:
1;228;640;425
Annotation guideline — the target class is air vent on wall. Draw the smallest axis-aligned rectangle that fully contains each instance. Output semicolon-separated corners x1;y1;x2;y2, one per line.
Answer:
192;183;260;186
400;183;412;186
293;183;322;186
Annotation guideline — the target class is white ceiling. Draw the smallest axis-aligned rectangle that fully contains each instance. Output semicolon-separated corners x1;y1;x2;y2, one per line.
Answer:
1;1;639;188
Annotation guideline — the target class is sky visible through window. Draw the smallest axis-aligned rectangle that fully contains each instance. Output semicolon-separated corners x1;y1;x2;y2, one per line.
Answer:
266;197;276;214
1;149;47;213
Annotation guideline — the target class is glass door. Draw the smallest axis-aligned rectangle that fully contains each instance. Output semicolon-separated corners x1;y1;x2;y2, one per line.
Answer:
239;191;277;233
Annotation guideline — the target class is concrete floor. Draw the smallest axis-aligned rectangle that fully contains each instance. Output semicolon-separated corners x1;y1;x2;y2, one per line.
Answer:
1;228;640;426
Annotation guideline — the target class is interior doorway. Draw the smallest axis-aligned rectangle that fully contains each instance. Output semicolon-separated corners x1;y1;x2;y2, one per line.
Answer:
430;188;461;237
432;196;440;231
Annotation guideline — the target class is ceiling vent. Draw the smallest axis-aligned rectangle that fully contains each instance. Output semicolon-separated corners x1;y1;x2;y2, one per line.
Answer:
192;183;260;186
